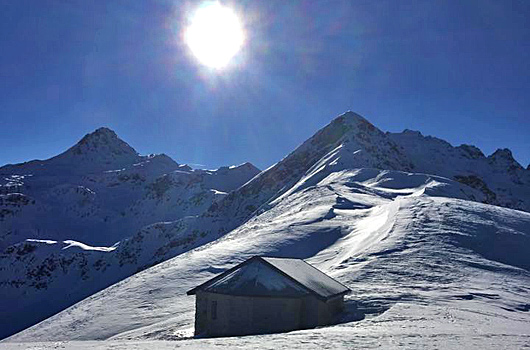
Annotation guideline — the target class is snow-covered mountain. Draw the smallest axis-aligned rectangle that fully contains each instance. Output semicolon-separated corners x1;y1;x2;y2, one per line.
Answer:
388;129;530;211
5;162;530;349
1;112;529;348
0;128;259;339
0;127;260;249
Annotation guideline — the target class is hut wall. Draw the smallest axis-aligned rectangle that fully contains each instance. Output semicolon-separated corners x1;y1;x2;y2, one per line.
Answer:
316;295;345;325
299;295;345;328
300;296;319;328
194;290;208;335
195;291;303;337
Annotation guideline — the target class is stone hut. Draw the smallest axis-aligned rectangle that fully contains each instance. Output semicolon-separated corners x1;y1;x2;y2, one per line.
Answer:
186;256;351;337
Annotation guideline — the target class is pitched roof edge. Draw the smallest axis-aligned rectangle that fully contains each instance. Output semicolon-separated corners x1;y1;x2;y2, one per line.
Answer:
186;256;351;301
298;259;352;293
257;257;326;300
259;257;350;301
186;256;261;295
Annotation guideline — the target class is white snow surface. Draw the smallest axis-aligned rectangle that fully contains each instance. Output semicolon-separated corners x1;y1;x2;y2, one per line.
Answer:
4;168;530;349
0;128;260;340
24;238;117;252
61;240;117;252
2;112;530;349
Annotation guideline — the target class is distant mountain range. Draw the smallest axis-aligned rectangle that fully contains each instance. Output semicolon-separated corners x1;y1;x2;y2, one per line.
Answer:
1;112;529;342
0;127;259;339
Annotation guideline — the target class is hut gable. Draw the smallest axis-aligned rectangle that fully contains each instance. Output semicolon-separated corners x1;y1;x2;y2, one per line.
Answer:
187;256;350;300
201;258;310;297
261;257;350;300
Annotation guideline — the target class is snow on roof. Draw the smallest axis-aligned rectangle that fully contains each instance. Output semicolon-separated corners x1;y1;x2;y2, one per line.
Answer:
187;256;350;300
202;259;310;298
261;257;350;299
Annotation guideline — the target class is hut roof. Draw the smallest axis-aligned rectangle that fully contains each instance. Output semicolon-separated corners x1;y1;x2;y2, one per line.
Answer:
187;256;350;301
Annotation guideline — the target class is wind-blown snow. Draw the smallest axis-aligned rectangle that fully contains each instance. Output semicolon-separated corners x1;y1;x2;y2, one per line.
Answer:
1;112;530;349
24;239;116;252
5;167;529;349
61;240;117;252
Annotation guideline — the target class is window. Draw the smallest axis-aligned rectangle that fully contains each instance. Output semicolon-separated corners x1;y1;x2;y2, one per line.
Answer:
211;301;218;320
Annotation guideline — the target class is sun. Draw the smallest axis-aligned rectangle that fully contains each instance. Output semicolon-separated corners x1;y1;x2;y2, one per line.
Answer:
184;2;245;69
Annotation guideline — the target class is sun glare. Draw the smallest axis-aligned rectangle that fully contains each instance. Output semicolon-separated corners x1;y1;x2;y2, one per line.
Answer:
185;2;245;69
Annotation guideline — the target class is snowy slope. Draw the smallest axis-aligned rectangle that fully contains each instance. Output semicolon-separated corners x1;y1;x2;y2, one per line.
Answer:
2;112;530;348
0;128;259;340
5;167;529;348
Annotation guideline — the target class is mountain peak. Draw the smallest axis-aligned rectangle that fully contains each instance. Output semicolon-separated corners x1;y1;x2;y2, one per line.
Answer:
401;129;423;137
488;148;523;171
214;162;260;177
488;148;520;163
50;127;140;169
307;111;384;152
333;111;375;129
76;127;123;145
490;148;514;159
233;162;260;172
91;127;118;137
457;144;485;159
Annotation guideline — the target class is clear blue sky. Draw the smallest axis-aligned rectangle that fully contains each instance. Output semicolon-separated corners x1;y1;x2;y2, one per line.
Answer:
1;0;529;169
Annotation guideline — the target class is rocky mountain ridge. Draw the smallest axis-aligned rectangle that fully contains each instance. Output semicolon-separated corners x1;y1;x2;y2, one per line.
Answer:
387;127;530;211
4;117;529;347
1;112;528;341
0;128;260;339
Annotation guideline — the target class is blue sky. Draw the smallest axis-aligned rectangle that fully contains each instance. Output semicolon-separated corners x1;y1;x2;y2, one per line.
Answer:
1;0;529;169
